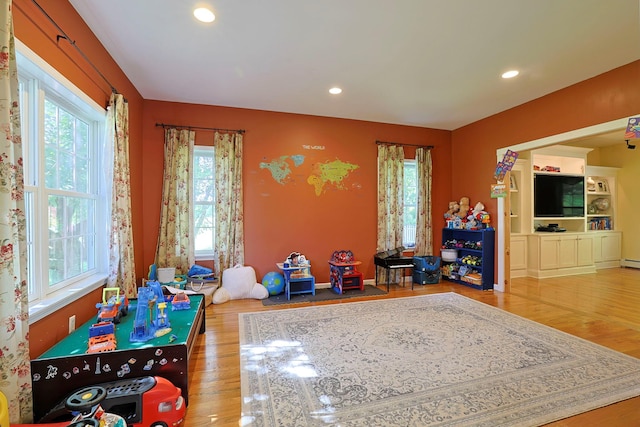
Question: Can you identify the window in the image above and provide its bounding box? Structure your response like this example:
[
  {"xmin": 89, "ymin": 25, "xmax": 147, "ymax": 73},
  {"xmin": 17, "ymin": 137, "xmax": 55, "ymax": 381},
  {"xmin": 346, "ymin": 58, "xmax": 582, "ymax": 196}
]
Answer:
[
  {"xmin": 403, "ymin": 160, "xmax": 417, "ymax": 248},
  {"xmin": 18, "ymin": 42, "xmax": 108, "ymax": 321},
  {"xmin": 193, "ymin": 146, "xmax": 215, "ymax": 258}
]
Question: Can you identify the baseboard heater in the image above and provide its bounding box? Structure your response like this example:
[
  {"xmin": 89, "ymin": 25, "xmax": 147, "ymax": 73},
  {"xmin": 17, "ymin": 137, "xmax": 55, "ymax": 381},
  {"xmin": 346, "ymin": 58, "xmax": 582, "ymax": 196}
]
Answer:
[{"xmin": 622, "ymin": 259, "xmax": 640, "ymax": 269}]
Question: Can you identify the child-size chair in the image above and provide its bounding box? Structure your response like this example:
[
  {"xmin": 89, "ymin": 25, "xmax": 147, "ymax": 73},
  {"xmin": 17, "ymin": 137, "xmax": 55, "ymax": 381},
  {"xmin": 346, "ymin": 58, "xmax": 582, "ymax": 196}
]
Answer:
[{"xmin": 328, "ymin": 250, "xmax": 364, "ymax": 294}]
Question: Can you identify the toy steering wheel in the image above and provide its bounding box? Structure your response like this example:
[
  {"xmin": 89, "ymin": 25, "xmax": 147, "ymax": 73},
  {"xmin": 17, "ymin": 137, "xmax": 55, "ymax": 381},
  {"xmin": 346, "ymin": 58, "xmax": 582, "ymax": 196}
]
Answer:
[
  {"xmin": 64, "ymin": 386, "xmax": 107, "ymax": 413},
  {"xmin": 67, "ymin": 420, "xmax": 100, "ymax": 427}
]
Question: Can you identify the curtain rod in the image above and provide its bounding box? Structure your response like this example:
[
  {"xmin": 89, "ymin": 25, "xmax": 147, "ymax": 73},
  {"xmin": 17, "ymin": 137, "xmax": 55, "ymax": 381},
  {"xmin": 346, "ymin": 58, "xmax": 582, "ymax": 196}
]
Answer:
[
  {"xmin": 376, "ymin": 140, "xmax": 434, "ymax": 149},
  {"xmin": 31, "ymin": 0, "xmax": 119, "ymax": 95},
  {"xmin": 155, "ymin": 123, "xmax": 246, "ymax": 134}
]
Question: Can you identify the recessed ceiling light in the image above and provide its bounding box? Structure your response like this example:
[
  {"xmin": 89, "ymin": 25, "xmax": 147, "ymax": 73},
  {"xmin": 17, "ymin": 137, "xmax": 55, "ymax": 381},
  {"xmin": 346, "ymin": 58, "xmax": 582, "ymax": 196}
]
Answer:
[
  {"xmin": 194, "ymin": 7, "xmax": 215, "ymax": 23},
  {"xmin": 501, "ymin": 70, "xmax": 519, "ymax": 79},
  {"xmin": 329, "ymin": 87, "xmax": 342, "ymax": 95}
]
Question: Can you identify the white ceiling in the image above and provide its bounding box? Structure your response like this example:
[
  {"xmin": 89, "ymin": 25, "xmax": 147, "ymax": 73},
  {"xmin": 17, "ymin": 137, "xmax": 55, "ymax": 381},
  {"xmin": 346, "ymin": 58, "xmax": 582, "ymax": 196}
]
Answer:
[{"xmin": 68, "ymin": 0, "xmax": 640, "ymax": 131}]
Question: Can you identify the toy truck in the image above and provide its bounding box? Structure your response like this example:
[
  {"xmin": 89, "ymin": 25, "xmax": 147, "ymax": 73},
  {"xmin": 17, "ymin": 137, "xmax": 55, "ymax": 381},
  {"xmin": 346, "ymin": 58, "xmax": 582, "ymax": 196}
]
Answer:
[
  {"xmin": 96, "ymin": 287, "xmax": 129, "ymax": 324},
  {"xmin": 87, "ymin": 321, "xmax": 117, "ymax": 353}
]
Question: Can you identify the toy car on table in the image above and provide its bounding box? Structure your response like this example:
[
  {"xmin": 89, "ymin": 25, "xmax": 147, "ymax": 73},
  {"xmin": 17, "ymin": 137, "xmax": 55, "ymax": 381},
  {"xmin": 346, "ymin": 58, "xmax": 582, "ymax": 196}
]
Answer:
[{"xmin": 96, "ymin": 287, "xmax": 129, "ymax": 324}]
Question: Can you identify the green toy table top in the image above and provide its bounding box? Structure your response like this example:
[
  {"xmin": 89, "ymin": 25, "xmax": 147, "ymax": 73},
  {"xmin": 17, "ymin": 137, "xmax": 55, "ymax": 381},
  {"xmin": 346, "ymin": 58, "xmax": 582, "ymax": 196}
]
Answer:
[{"xmin": 39, "ymin": 294, "xmax": 203, "ymax": 359}]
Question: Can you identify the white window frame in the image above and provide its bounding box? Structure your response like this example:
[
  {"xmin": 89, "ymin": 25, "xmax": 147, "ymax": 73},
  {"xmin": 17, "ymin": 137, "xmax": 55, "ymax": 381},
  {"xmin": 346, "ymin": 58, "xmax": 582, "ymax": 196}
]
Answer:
[
  {"xmin": 17, "ymin": 40, "xmax": 109, "ymax": 323},
  {"xmin": 192, "ymin": 145, "xmax": 215, "ymax": 260},
  {"xmin": 403, "ymin": 160, "xmax": 417, "ymax": 248}
]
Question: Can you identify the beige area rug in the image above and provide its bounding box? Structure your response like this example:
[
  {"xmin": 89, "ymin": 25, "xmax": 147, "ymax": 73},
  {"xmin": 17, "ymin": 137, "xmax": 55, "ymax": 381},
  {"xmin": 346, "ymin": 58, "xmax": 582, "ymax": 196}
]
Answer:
[{"xmin": 239, "ymin": 292, "xmax": 640, "ymax": 426}]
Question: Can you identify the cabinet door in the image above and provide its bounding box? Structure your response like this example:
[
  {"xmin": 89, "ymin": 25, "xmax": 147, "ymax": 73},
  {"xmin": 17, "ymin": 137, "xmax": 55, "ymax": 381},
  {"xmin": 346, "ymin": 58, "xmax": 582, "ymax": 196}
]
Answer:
[
  {"xmin": 601, "ymin": 232, "xmax": 622, "ymax": 261},
  {"xmin": 576, "ymin": 236, "xmax": 594, "ymax": 266},
  {"xmin": 510, "ymin": 236, "xmax": 527, "ymax": 270},
  {"xmin": 593, "ymin": 235, "xmax": 603, "ymax": 263},
  {"xmin": 539, "ymin": 237, "xmax": 560, "ymax": 270},
  {"xmin": 559, "ymin": 236, "xmax": 577, "ymax": 268}
]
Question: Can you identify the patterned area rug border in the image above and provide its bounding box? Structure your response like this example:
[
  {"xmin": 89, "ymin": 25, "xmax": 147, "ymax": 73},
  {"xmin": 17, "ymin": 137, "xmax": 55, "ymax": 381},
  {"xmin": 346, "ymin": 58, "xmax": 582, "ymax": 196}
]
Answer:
[{"xmin": 240, "ymin": 292, "xmax": 640, "ymax": 426}]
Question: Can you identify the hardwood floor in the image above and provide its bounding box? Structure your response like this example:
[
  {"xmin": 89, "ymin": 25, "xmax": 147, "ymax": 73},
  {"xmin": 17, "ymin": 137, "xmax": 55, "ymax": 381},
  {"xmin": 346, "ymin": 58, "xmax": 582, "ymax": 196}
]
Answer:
[{"xmin": 185, "ymin": 268, "xmax": 640, "ymax": 426}]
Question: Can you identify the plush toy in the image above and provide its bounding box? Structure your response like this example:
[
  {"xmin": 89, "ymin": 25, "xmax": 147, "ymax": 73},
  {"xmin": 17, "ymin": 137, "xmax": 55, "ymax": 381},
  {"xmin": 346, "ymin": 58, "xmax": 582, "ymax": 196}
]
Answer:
[
  {"xmin": 456, "ymin": 197, "xmax": 470, "ymax": 218},
  {"xmin": 444, "ymin": 201, "xmax": 460, "ymax": 219},
  {"xmin": 465, "ymin": 218, "xmax": 478, "ymax": 229},
  {"xmin": 471, "ymin": 202, "xmax": 485, "ymax": 219},
  {"xmin": 468, "ymin": 201, "xmax": 491, "ymax": 228},
  {"xmin": 212, "ymin": 264, "xmax": 269, "ymax": 304}
]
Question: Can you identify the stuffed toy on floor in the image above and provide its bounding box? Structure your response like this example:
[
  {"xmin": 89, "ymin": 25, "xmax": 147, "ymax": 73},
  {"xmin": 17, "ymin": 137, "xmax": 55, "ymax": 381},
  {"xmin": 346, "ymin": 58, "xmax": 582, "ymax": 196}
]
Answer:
[{"xmin": 212, "ymin": 264, "xmax": 268, "ymax": 304}]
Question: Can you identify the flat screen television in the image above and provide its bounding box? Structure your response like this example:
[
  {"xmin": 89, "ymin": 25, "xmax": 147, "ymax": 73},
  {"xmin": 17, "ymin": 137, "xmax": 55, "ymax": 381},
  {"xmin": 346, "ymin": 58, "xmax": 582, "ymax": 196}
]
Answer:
[{"xmin": 534, "ymin": 174, "xmax": 585, "ymax": 217}]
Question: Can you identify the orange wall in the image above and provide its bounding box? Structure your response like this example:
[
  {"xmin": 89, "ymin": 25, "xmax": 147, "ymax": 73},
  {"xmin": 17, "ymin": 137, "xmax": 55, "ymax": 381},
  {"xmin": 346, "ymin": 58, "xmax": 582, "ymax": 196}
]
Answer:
[
  {"xmin": 142, "ymin": 101, "xmax": 451, "ymax": 283},
  {"xmin": 15, "ymin": 0, "xmax": 640, "ymax": 357},
  {"xmin": 14, "ymin": 0, "xmax": 145, "ymax": 357},
  {"xmin": 451, "ymin": 60, "xmax": 640, "ymax": 242}
]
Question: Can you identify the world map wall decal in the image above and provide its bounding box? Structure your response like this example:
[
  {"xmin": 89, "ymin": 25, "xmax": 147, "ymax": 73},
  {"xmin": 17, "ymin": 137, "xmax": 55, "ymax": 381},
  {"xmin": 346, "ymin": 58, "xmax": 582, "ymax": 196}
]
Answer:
[{"xmin": 260, "ymin": 154, "xmax": 360, "ymax": 196}]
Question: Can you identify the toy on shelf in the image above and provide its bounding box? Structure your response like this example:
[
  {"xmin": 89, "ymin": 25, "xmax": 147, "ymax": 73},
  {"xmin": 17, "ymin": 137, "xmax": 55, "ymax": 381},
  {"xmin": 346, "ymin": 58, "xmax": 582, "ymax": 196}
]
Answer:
[
  {"xmin": 444, "ymin": 198, "xmax": 491, "ymax": 230},
  {"xmin": 457, "ymin": 196, "xmax": 471, "ymax": 219},
  {"xmin": 443, "ymin": 201, "xmax": 460, "ymax": 220},
  {"xmin": 96, "ymin": 287, "xmax": 129, "ymax": 324},
  {"xmin": 87, "ymin": 321, "xmax": 117, "ymax": 353}
]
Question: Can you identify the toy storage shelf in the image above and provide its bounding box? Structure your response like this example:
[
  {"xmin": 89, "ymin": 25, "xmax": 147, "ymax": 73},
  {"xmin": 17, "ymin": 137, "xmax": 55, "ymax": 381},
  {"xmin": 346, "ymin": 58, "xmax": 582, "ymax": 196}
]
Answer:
[{"xmin": 441, "ymin": 228, "xmax": 495, "ymax": 290}]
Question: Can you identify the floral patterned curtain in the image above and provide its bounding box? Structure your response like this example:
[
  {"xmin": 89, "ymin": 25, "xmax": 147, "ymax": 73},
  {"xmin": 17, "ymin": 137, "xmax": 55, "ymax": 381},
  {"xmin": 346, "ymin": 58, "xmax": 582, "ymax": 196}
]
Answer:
[
  {"xmin": 214, "ymin": 131, "xmax": 244, "ymax": 274},
  {"xmin": 106, "ymin": 93, "xmax": 137, "ymax": 297},
  {"xmin": 376, "ymin": 144, "xmax": 404, "ymax": 283},
  {"xmin": 155, "ymin": 128, "xmax": 195, "ymax": 275},
  {"xmin": 0, "ymin": 0, "xmax": 32, "ymax": 422},
  {"xmin": 414, "ymin": 147, "xmax": 433, "ymax": 256}
]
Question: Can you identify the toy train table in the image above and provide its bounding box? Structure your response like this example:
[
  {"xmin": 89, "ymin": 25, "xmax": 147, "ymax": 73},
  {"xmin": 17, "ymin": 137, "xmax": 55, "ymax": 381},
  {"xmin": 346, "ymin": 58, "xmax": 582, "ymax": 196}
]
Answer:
[{"xmin": 30, "ymin": 294, "xmax": 205, "ymax": 423}]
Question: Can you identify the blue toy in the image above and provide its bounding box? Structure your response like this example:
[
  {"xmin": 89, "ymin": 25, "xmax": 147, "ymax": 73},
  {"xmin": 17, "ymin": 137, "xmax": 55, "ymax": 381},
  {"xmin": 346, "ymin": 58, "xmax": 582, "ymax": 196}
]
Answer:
[
  {"xmin": 130, "ymin": 280, "xmax": 172, "ymax": 342},
  {"xmin": 262, "ymin": 271, "xmax": 285, "ymax": 296}
]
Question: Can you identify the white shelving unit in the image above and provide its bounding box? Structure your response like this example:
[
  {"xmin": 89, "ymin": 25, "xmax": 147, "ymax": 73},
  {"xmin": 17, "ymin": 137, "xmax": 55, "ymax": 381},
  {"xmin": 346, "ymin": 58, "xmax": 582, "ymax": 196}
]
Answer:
[
  {"xmin": 585, "ymin": 166, "xmax": 618, "ymax": 232},
  {"xmin": 515, "ymin": 146, "xmax": 622, "ymax": 277}
]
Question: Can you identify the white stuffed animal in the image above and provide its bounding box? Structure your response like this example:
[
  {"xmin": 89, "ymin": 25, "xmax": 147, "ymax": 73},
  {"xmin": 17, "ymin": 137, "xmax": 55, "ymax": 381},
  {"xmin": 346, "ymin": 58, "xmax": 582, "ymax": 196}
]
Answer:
[{"xmin": 212, "ymin": 264, "xmax": 268, "ymax": 304}]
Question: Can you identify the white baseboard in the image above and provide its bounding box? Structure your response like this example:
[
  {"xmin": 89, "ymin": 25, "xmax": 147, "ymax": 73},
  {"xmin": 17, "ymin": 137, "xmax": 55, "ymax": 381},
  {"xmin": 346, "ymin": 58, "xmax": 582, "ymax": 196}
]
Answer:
[{"xmin": 621, "ymin": 259, "xmax": 640, "ymax": 269}]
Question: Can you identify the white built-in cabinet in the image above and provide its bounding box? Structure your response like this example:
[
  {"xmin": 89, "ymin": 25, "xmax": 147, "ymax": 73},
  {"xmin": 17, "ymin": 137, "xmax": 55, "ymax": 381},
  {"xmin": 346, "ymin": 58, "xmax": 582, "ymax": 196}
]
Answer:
[
  {"xmin": 509, "ymin": 235, "xmax": 527, "ymax": 278},
  {"xmin": 527, "ymin": 234, "xmax": 595, "ymax": 278},
  {"xmin": 592, "ymin": 231, "xmax": 622, "ymax": 269},
  {"xmin": 509, "ymin": 146, "xmax": 621, "ymax": 278}
]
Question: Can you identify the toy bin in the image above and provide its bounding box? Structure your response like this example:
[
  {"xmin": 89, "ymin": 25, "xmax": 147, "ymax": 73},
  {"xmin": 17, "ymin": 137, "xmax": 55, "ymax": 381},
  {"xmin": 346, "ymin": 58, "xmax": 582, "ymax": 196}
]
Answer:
[
  {"xmin": 441, "ymin": 249, "xmax": 458, "ymax": 262},
  {"xmin": 412, "ymin": 256, "xmax": 441, "ymax": 285}
]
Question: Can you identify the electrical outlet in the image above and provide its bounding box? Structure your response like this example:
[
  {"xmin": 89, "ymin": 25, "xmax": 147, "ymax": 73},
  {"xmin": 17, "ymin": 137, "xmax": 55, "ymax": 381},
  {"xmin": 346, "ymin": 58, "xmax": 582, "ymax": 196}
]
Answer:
[{"xmin": 68, "ymin": 315, "xmax": 76, "ymax": 334}]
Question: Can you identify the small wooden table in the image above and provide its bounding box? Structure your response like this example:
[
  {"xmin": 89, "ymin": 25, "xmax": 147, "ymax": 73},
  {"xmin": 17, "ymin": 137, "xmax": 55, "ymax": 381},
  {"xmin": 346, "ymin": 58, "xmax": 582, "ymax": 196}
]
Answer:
[
  {"xmin": 277, "ymin": 262, "xmax": 316, "ymax": 300},
  {"xmin": 30, "ymin": 295, "xmax": 205, "ymax": 422}
]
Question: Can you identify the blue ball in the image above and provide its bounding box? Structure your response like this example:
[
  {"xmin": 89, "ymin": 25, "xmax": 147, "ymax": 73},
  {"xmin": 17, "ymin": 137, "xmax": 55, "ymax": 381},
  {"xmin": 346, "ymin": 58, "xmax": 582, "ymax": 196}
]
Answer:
[{"xmin": 262, "ymin": 271, "xmax": 285, "ymax": 295}]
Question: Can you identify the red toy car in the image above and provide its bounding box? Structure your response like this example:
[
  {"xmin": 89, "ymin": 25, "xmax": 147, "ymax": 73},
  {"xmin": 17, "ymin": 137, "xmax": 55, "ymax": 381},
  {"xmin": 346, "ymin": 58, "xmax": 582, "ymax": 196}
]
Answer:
[
  {"xmin": 38, "ymin": 376, "xmax": 185, "ymax": 427},
  {"xmin": 6, "ymin": 385, "xmax": 126, "ymax": 427}
]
